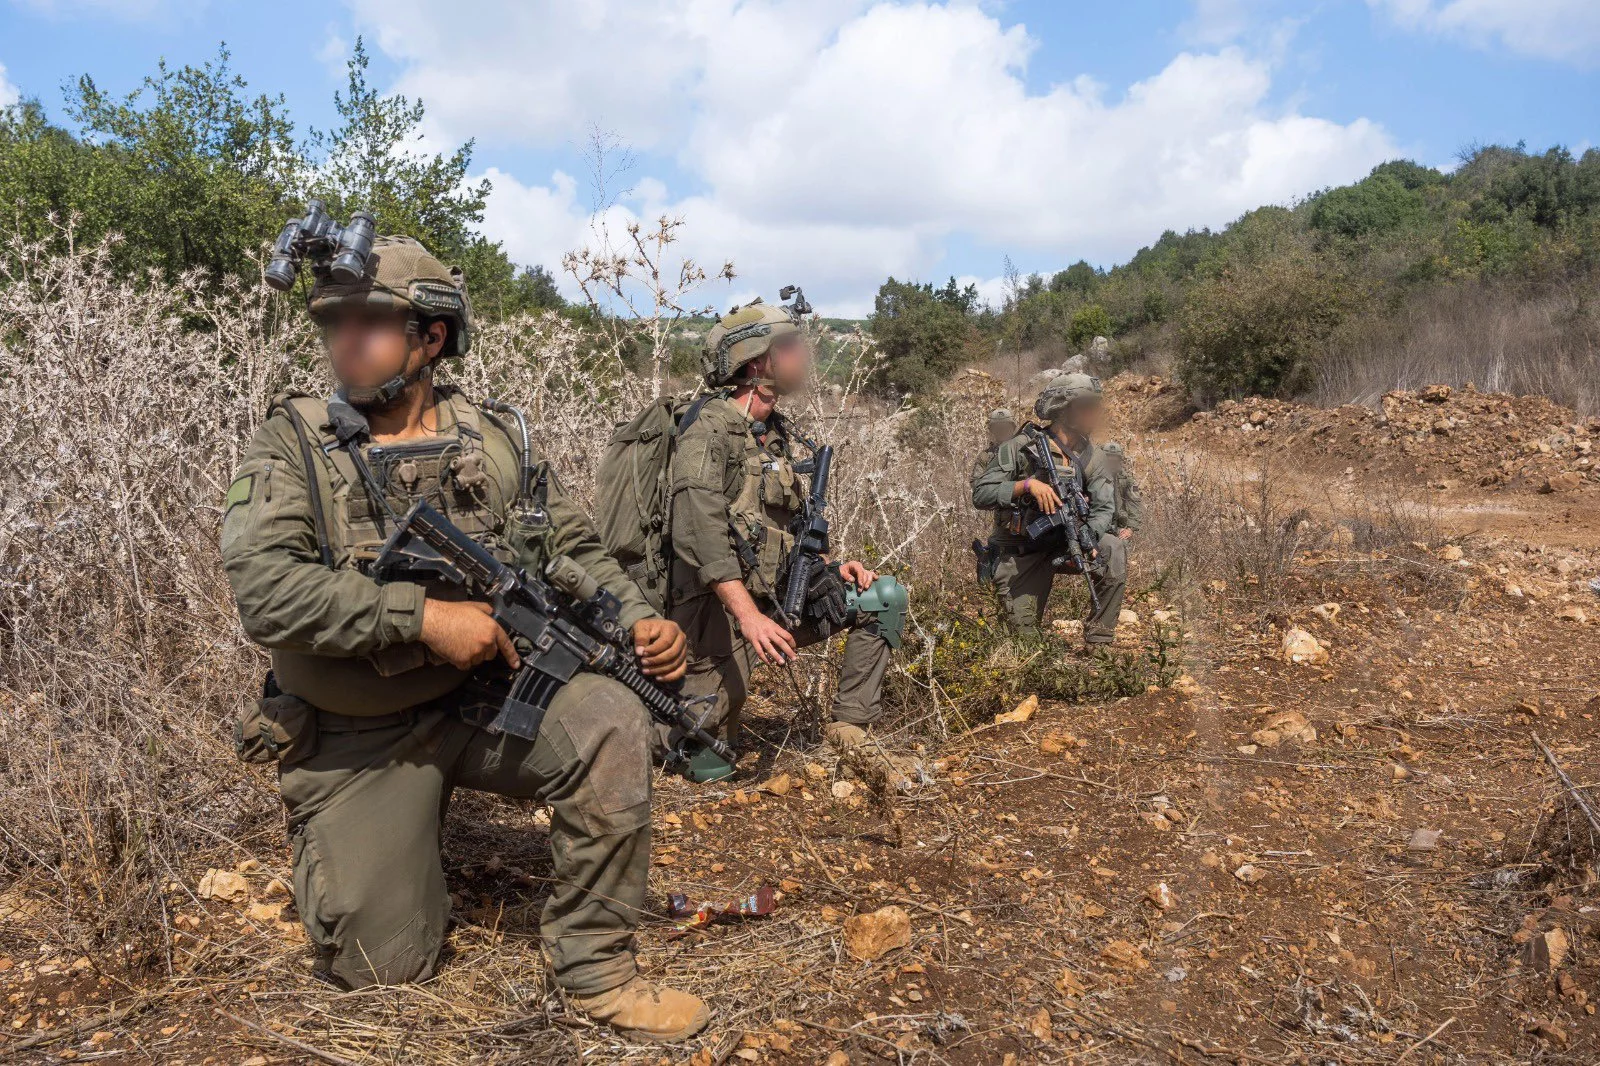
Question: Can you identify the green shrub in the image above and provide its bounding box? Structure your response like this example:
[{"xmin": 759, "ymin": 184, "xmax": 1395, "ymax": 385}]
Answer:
[
  {"xmin": 1068, "ymin": 303, "xmax": 1112, "ymax": 350},
  {"xmin": 1176, "ymin": 258, "xmax": 1362, "ymax": 402}
]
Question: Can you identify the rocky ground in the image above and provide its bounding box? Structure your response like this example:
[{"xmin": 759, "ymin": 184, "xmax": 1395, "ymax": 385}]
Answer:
[{"xmin": 4, "ymin": 377, "xmax": 1600, "ymax": 1064}]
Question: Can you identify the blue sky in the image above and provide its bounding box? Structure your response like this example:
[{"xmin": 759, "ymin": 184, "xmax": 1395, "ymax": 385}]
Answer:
[{"xmin": 1, "ymin": 0, "xmax": 1595, "ymax": 315}]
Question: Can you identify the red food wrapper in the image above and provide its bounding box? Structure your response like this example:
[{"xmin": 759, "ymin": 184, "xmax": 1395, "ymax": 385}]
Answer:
[{"xmin": 667, "ymin": 885, "xmax": 777, "ymax": 929}]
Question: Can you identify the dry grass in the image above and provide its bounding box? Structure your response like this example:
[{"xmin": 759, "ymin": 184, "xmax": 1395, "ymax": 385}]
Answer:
[{"xmin": 1315, "ymin": 280, "xmax": 1600, "ymax": 415}]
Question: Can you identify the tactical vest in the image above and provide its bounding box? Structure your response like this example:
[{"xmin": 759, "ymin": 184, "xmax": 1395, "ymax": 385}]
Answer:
[
  {"xmin": 990, "ymin": 431, "xmax": 1090, "ymax": 549},
  {"xmin": 268, "ymin": 387, "xmax": 532, "ymax": 716},
  {"xmin": 727, "ymin": 414, "xmax": 807, "ymax": 597}
]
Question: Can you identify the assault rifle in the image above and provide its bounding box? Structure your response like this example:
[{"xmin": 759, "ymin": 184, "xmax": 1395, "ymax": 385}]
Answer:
[
  {"xmin": 373, "ymin": 500, "xmax": 736, "ymax": 783},
  {"xmin": 778, "ymin": 437, "xmax": 834, "ymax": 627},
  {"xmin": 1023, "ymin": 425, "xmax": 1102, "ymax": 614}
]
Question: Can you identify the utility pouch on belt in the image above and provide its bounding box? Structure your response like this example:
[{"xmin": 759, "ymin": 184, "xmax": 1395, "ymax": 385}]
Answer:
[{"xmin": 235, "ymin": 674, "xmax": 319, "ymax": 766}]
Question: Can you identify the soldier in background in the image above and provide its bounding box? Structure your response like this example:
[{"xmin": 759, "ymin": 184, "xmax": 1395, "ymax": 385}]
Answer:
[
  {"xmin": 973, "ymin": 408, "xmax": 1017, "ymax": 477},
  {"xmin": 970, "ymin": 373, "xmax": 1127, "ymax": 645},
  {"xmin": 1099, "ymin": 441, "xmax": 1144, "ymax": 540},
  {"xmin": 221, "ymin": 232, "xmax": 707, "ymax": 1043}
]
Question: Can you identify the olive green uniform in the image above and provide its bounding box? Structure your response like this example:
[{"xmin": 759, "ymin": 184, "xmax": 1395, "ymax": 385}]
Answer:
[
  {"xmin": 970, "ymin": 429, "xmax": 1127, "ymax": 641},
  {"xmin": 222, "ymin": 387, "xmax": 657, "ymax": 994},
  {"xmin": 666, "ymin": 396, "xmax": 890, "ymax": 741}
]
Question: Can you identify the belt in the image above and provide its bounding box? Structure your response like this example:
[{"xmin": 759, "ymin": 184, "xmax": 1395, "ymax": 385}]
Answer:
[{"xmin": 315, "ymin": 708, "xmax": 419, "ymax": 734}]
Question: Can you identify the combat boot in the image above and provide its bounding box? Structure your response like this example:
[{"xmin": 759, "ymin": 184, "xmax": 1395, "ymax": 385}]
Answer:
[
  {"xmin": 824, "ymin": 721, "xmax": 868, "ymax": 749},
  {"xmin": 570, "ymin": 976, "xmax": 710, "ymax": 1043}
]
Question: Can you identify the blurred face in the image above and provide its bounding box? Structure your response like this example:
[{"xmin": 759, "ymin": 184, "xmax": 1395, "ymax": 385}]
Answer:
[
  {"xmin": 322, "ymin": 309, "xmax": 442, "ymax": 389},
  {"xmin": 765, "ymin": 333, "xmax": 813, "ymax": 395},
  {"xmin": 987, "ymin": 420, "xmax": 1016, "ymax": 445},
  {"xmin": 1056, "ymin": 397, "xmax": 1105, "ymax": 436}
]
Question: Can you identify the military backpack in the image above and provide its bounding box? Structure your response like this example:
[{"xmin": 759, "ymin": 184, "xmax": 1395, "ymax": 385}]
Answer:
[{"xmin": 593, "ymin": 391, "xmax": 719, "ymax": 612}]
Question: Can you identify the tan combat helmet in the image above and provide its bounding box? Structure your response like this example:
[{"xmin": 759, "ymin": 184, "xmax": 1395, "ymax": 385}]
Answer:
[
  {"xmin": 309, "ymin": 235, "xmax": 474, "ymax": 357},
  {"xmin": 987, "ymin": 407, "xmax": 1016, "ymax": 426},
  {"xmin": 1034, "ymin": 371, "xmax": 1102, "ymax": 421},
  {"xmin": 702, "ymin": 298, "xmax": 802, "ymax": 387}
]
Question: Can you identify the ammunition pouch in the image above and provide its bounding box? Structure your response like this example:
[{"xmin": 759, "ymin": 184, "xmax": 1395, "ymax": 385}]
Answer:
[{"xmin": 235, "ymin": 674, "xmax": 320, "ymax": 766}]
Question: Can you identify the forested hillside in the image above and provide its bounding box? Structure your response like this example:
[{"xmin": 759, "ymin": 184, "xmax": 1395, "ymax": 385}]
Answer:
[{"xmin": 869, "ymin": 148, "xmax": 1600, "ymax": 412}]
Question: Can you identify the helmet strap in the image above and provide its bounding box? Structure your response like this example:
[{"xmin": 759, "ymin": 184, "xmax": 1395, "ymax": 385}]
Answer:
[
  {"xmin": 343, "ymin": 315, "xmax": 437, "ymax": 410},
  {"xmin": 346, "ymin": 361, "xmax": 432, "ymax": 410}
]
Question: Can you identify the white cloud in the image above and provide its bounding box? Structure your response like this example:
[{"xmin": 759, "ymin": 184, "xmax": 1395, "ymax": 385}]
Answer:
[
  {"xmin": 0, "ymin": 63, "xmax": 19, "ymax": 109},
  {"xmin": 1369, "ymin": 0, "xmax": 1600, "ymax": 64},
  {"xmin": 349, "ymin": 1, "xmax": 1396, "ymax": 314}
]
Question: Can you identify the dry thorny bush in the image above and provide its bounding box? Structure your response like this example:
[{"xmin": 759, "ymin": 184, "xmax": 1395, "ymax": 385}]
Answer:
[{"xmin": 0, "ymin": 229, "xmax": 1450, "ymax": 1010}]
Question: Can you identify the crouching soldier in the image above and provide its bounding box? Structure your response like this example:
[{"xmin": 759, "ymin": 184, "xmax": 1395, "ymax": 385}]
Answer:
[
  {"xmin": 1099, "ymin": 441, "xmax": 1144, "ymax": 541},
  {"xmin": 971, "ymin": 373, "xmax": 1127, "ymax": 646},
  {"xmin": 665, "ymin": 295, "xmax": 901, "ymax": 753},
  {"xmin": 221, "ymin": 223, "xmax": 708, "ymax": 1042}
]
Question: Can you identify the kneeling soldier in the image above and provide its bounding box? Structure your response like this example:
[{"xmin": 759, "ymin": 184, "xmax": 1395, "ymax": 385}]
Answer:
[
  {"xmin": 971, "ymin": 373, "xmax": 1127, "ymax": 645},
  {"xmin": 222, "ymin": 222, "xmax": 707, "ymax": 1042},
  {"xmin": 667, "ymin": 296, "xmax": 897, "ymax": 752}
]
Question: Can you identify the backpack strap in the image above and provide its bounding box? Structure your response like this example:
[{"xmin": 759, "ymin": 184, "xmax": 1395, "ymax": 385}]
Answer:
[{"xmin": 268, "ymin": 393, "xmax": 336, "ymax": 569}]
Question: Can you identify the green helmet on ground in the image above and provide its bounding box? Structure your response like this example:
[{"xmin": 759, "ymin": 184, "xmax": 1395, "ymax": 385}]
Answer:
[
  {"xmin": 702, "ymin": 298, "xmax": 801, "ymax": 386},
  {"xmin": 309, "ymin": 235, "xmax": 474, "ymax": 357},
  {"xmin": 1034, "ymin": 372, "xmax": 1102, "ymax": 421}
]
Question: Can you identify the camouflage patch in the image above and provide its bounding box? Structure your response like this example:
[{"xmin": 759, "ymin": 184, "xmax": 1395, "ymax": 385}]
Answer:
[{"xmin": 225, "ymin": 474, "xmax": 255, "ymax": 512}]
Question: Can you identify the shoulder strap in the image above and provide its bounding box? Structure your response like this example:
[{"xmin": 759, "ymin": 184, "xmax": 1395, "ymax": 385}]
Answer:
[
  {"xmin": 268, "ymin": 394, "xmax": 335, "ymax": 569},
  {"xmin": 675, "ymin": 391, "xmax": 718, "ymax": 439}
]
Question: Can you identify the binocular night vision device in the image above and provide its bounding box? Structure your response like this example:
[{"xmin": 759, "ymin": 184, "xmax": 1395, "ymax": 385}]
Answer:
[{"xmin": 264, "ymin": 200, "xmax": 376, "ymax": 292}]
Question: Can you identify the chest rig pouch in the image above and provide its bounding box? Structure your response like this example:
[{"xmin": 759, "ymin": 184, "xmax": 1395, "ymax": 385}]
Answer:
[{"xmin": 727, "ymin": 415, "xmax": 806, "ymax": 592}]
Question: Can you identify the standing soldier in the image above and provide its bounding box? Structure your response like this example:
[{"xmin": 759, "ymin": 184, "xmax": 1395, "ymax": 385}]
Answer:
[
  {"xmin": 973, "ymin": 408, "xmax": 1018, "ymax": 477},
  {"xmin": 666, "ymin": 297, "xmax": 896, "ymax": 753},
  {"xmin": 1099, "ymin": 441, "xmax": 1144, "ymax": 540},
  {"xmin": 221, "ymin": 226, "xmax": 708, "ymax": 1043},
  {"xmin": 971, "ymin": 373, "xmax": 1127, "ymax": 645}
]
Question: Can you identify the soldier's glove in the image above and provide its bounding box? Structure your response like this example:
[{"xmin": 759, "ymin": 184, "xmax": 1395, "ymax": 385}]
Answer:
[{"xmin": 805, "ymin": 563, "xmax": 851, "ymax": 638}]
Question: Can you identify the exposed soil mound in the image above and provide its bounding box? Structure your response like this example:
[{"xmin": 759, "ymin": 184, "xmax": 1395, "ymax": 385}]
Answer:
[{"xmin": 1185, "ymin": 384, "xmax": 1599, "ymax": 494}]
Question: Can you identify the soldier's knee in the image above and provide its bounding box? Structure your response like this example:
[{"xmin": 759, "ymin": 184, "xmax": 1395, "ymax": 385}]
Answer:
[
  {"xmin": 325, "ymin": 909, "xmax": 444, "ymax": 989},
  {"xmin": 294, "ymin": 827, "xmax": 446, "ymax": 990},
  {"xmin": 1097, "ymin": 536, "xmax": 1128, "ymax": 580},
  {"xmin": 545, "ymin": 676, "xmax": 652, "ymax": 835}
]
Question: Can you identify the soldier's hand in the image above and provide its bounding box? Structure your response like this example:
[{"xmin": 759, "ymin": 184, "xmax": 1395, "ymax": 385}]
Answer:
[
  {"xmin": 1025, "ymin": 478, "xmax": 1062, "ymax": 514},
  {"xmin": 738, "ymin": 611, "xmax": 799, "ymax": 666},
  {"xmin": 633, "ymin": 618, "xmax": 688, "ymax": 682},
  {"xmin": 838, "ymin": 560, "xmax": 877, "ymax": 591},
  {"xmin": 1117, "ymin": 528, "xmax": 1133, "ymax": 540},
  {"xmin": 420, "ymin": 599, "xmax": 520, "ymax": 672}
]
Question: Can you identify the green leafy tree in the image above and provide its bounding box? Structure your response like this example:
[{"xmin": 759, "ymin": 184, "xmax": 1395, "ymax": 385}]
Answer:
[
  {"xmin": 869, "ymin": 277, "xmax": 977, "ymax": 395},
  {"xmin": 8, "ymin": 47, "xmax": 301, "ymax": 280},
  {"xmin": 1050, "ymin": 260, "xmax": 1098, "ymax": 297}
]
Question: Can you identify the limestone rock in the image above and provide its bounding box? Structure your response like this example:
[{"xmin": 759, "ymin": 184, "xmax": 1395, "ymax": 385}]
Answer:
[
  {"xmin": 995, "ymin": 695, "xmax": 1038, "ymax": 725},
  {"xmin": 1281, "ymin": 627, "xmax": 1330, "ymax": 666},
  {"xmin": 197, "ymin": 869, "xmax": 249, "ymax": 903},
  {"xmin": 843, "ymin": 905, "xmax": 912, "ymax": 961},
  {"xmin": 1251, "ymin": 709, "xmax": 1317, "ymax": 748}
]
